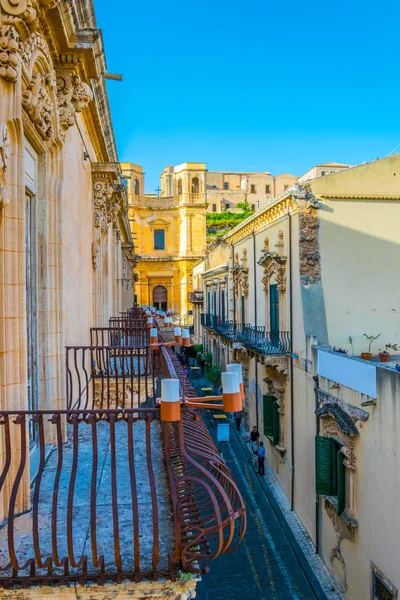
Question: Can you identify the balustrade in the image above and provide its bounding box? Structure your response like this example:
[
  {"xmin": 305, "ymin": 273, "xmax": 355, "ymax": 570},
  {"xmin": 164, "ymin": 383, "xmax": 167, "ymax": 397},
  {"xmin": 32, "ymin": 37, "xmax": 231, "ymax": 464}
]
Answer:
[{"xmin": 201, "ymin": 313, "xmax": 290, "ymax": 355}]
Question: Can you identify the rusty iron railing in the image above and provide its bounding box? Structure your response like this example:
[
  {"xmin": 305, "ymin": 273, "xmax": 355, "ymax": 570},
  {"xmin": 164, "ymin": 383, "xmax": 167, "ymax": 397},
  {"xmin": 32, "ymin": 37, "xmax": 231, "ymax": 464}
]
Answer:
[
  {"xmin": 0, "ymin": 408, "xmax": 171, "ymax": 587},
  {"xmin": 90, "ymin": 327, "xmax": 149, "ymax": 347},
  {"xmin": 160, "ymin": 346, "xmax": 246, "ymax": 573},
  {"xmin": 0, "ymin": 307, "xmax": 246, "ymax": 588},
  {"xmin": 109, "ymin": 317, "xmax": 147, "ymax": 329},
  {"xmin": 66, "ymin": 346, "xmax": 155, "ymax": 410}
]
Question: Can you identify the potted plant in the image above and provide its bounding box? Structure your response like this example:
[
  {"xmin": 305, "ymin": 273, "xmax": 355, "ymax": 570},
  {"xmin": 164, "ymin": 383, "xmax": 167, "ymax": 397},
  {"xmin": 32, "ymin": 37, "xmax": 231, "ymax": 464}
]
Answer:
[
  {"xmin": 379, "ymin": 343, "xmax": 400, "ymax": 362},
  {"xmin": 361, "ymin": 333, "xmax": 381, "ymax": 360}
]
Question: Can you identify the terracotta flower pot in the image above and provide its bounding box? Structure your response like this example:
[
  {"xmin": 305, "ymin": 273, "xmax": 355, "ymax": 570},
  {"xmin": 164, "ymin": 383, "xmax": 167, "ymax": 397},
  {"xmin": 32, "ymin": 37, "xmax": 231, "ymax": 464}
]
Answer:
[
  {"xmin": 379, "ymin": 352, "xmax": 390, "ymax": 363},
  {"xmin": 361, "ymin": 352, "xmax": 373, "ymax": 360}
]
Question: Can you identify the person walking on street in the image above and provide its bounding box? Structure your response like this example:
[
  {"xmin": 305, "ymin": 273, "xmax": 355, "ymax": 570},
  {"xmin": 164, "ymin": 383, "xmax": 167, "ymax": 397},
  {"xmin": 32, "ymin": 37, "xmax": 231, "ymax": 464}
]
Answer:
[
  {"xmin": 257, "ymin": 442, "xmax": 265, "ymax": 475},
  {"xmin": 234, "ymin": 411, "xmax": 242, "ymax": 432},
  {"xmin": 200, "ymin": 356, "xmax": 206, "ymax": 376},
  {"xmin": 250, "ymin": 426, "xmax": 260, "ymax": 456}
]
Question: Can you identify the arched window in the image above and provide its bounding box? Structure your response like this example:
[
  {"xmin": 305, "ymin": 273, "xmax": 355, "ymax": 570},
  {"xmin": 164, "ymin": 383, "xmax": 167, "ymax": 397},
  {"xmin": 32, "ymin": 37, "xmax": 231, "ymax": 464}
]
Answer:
[
  {"xmin": 134, "ymin": 179, "xmax": 140, "ymax": 195},
  {"xmin": 191, "ymin": 177, "xmax": 199, "ymax": 194},
  {"xmin": 177, "ymin": 178, "xmax": 182, "ymax": 195}
]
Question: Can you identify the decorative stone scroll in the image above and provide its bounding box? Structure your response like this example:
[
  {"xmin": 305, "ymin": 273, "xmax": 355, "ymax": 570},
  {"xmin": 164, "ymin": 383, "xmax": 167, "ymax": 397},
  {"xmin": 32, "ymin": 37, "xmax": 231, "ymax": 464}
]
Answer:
[
  {"xmin": 0, "ymin": 122, "xmax": 10, "ymax": 207},
  {"xmin": 56, "ymin": 70, "xmax": 93, "ymax": 131},
  {"xmin": 258, "ymin": 231, "xmax": 287, "ymax": 296},
  {"xmin": 93, "ymin": 180, "xmax": 115, "ymax": 231}
]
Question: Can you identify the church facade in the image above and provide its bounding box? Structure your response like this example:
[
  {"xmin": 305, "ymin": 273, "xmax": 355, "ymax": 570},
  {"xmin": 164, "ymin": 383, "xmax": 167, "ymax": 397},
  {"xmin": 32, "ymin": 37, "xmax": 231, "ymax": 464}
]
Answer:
[{"xmin": 122, "ymin": 162, "xmax": 207, "ymax": 321}]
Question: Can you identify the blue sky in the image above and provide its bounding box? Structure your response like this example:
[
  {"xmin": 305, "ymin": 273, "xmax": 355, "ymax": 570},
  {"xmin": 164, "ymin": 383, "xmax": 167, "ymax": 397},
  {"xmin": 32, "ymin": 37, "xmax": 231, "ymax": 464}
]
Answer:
[{"xmin": 94, "ymin": 0, "xmax": 399, "ymax": 193}]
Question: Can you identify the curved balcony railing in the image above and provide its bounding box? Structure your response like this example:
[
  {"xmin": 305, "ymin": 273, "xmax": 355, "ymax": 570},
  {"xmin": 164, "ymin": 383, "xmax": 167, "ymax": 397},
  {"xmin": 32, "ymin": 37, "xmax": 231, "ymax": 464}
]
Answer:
[
  {"xmin": 160, "ymin": 346, "xmax": 246, "ymax": 573},
  {"xmin": 201, "ymin": 314, "xmax": 290, "ymax": 355},
  {"xmin": 0, "ymin": 307, "xmax": 245, "ymax": 589}
]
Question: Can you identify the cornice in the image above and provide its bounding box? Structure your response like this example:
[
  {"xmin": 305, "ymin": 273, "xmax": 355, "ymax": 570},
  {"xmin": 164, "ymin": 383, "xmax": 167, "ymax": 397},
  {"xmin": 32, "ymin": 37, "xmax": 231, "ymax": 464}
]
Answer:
[
  {"xmin": 224, "ymin": 196, "xmax": 296, "ymax": 245},
  {"xmin": 317, "ymin": 194, "xmax": 400, "ymax": 201}
]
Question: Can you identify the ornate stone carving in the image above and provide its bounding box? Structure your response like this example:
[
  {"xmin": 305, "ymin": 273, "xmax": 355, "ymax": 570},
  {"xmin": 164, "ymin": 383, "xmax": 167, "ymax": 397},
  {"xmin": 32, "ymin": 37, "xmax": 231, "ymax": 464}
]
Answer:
[
  {"xmin": 39, "ymin": 0, "xmax": 60, "ymax": 7},
  {"xmin": 263, "ymin": 377, "xmax": 285, "ymax": 414},
  {"xmin": 262, "ymin": 356, "xmax": 289, "ymax": 376},
  {"xmin": 319, "ymin": 416, "xmax": 356, "ymax": 471},
  {"xmin": 0, "ymin": 122, "xmax": 10, "ymax": 207},
  {"xmin": 231, "ymin": 251, "xmax": 249, "ymax": 297},
  {"xmin": 22, "ymin": 70, "xmax": 55, "ymax": 140},
  {"xmin": 56, "ymin": 70, "xmax": 93, "ymax": 131},
  {"xmin": 258, "ymin": 234, "xmax": 287, "ymax": 295},
  {"xmin": 93, "ymin": 180, "xmax": 114, "ymax": 231},
  {"xmin": 0, "ymin": 0, "xmax": 37, "ymax": 45},
  {"xmin": 0, "ymin": 25, "xmax": 19, "ymax": 82}
]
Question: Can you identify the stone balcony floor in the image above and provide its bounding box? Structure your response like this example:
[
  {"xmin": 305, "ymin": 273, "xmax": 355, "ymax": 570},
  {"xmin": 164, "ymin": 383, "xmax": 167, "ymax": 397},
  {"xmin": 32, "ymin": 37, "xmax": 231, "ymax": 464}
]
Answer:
[{"xmin": 0, "ymin": 418, "xmax": 174, "ymax": 578}]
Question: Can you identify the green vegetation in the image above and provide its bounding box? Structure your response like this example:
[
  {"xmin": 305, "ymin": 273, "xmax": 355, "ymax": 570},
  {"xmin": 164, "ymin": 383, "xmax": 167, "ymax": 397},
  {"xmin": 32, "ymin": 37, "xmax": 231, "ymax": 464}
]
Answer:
[
  {"xmin": 206, "ymin": 365, "xmax": 221, "ymax": 387},
  {"xmin": 206, "ymin": 203, "xmax": 254, "ymax": 237}
]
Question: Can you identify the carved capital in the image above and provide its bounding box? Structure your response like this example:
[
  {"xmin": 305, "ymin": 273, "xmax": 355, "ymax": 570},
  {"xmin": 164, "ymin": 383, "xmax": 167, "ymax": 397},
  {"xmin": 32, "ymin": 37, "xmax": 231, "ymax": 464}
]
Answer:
[
  {"xmin": 0, "ymin": 122, "xmax": 10, "ymax": 207},
  {"xmin": 56, "ymin": 70, "xmax": 93, "ymax": 131}
]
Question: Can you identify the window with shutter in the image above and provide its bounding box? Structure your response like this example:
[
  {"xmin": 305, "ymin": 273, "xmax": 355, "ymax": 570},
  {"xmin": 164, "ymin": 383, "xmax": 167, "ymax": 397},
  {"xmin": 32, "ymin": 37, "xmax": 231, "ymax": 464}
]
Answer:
[
  {"xmin": 272, "ymin": 401, "xmax": 280, "ymax": 445},
  {"xmin": 315, "ymin": 436, "xmax": 336, "ymax": 496},
  {"xmin": 263, "ymin": 395, "xmax": 279, "ymax": 444},
  {"xmin": 336, "ymin": 443, "xmax": 345, "ymax": 515},
  {"xmin": 263, "ymin": 395, "xmax": 274, "ymax": 437},
  {"xmin": 269, "ymin": 284, "xmax": 279, "ymax": 335},
  {"xmin": 241, "ymin": 295, "xmax": 245, "ymax": 324},
  {"xmin": 221, "ymin": 290, "xmax": 225, "ymax": 320}
]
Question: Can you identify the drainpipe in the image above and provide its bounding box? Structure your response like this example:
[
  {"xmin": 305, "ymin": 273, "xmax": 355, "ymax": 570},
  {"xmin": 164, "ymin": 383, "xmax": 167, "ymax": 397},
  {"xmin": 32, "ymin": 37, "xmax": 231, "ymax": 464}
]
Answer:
[
  {"xmin": 231, "ymin": 242, "xmax": 236, "ymax": 331},
  {"xmin": 253, "ymin": 229, "xmax": 259, "ymax": 431},
  {"xmin": 314, "ymin": 374, "xmax": 320, "ymax": 554},
  {"xmin": 288, "ymin": 207, "xmax": 295, "ymax": 511}
]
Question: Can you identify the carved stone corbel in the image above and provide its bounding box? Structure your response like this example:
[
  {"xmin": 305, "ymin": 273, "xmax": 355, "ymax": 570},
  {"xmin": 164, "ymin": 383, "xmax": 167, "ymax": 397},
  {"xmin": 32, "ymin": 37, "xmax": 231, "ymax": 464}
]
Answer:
[
  {"xmin": 0, "ymin": 122, "xmax": 10, "ymax": 207},
  {"xmin": 263, "ymin": 356, "xmax": 289, "ymax": 377},
  {"xmin": 93, "ymin": 180, "xmax": 115, "ymax": 231},
  {"xmin": 56, "ymin": 70, "xmax": 93, "ymax": 131}
]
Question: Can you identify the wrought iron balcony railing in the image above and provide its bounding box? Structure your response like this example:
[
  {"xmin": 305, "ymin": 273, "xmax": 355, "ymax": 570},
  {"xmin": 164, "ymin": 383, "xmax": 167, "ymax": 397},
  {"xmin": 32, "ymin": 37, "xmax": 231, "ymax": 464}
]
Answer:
[
  {"xmin": 0, "ymin": 308, "xmax": 245, "ymax": 589},
  {"xmin": 90, "ymin": 326, "xmax": 150, "ymax": 347},
  {"xmin": 200, "ymin": 314, "xmax": 290, "ymax": 355},
  {"xmin": 66, "ymin": 345, "xmax": 154, "ymax": 410},
  {"xmin": 187, "ymin": 291, "xmax": 204, "ymax": 304}
]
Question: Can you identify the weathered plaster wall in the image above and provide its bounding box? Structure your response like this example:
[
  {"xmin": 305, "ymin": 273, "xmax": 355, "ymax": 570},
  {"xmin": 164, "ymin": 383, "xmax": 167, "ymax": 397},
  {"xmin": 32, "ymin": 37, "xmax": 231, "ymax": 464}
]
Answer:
[{"xmin": 314, "ymin": 364, "xmax": 400, "ymax": 599}]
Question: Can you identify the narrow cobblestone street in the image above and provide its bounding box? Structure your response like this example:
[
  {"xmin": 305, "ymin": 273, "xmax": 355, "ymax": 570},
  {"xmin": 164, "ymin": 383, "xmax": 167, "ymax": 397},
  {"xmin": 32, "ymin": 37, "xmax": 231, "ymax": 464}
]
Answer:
[{"xmin": 187, "ymin": 375, "xmax": 335, "ymax": 600}]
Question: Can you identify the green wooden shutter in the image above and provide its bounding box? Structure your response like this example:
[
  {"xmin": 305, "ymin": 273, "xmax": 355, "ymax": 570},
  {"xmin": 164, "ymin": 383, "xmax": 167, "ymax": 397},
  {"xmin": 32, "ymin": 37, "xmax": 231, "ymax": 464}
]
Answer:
[
  {"xmin": 269, "ymin": 284, "xmax": 279, "ymax": 334},
  {"xmin": 263, "ymin": 395, "xmax": 274, "ymax": 437},
  {"xmin": 213, "ymin": 291, "xmax": 217, "ymax": 316},
  {"xmin": 315, "ymin": 436, "xmax": 335, "ymax": 496},
  {"xmin": 272, "ymin": 401, "xmax": 280, "ymax": 445},
  {"xmin": 241, "ymin": 295, "xmax": 245, "ymax": 324},
  {"xmin": 208, "ymin": 292, "xmax": 211, "ymax": 315},
  {"xmin": 336, "ymin": 445, "xmax": 346, "ymax": 515},
  {"xmin": 221, "ymin": 290, "xmax": 225, "ymax": 320}
]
